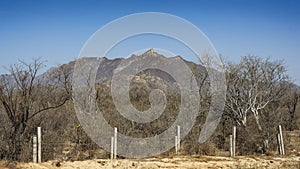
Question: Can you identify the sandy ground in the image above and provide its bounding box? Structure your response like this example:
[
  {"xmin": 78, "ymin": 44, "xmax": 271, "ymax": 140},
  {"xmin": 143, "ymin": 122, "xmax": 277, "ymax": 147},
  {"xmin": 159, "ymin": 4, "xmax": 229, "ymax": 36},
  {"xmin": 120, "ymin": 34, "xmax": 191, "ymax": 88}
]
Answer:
[{"xmin": 2, "ymin": 156, "xmax": 300, "ymax": 169}]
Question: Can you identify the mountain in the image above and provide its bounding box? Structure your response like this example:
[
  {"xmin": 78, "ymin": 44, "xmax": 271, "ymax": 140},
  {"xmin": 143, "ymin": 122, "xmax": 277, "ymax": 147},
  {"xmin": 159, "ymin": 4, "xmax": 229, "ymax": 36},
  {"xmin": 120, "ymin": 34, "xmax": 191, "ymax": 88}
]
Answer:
[{"xmin": 40, "ymin": 49, "xmax": 208, "ymax": 90}]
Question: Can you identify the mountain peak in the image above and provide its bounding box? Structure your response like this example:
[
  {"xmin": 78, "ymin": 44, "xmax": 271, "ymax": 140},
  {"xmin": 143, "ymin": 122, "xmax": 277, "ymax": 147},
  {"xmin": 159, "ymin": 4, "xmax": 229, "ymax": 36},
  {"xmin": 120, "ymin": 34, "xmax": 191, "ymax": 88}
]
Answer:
[{"xmin": 144, "ymin": 48, "xmax": 158, "ymax": 56}]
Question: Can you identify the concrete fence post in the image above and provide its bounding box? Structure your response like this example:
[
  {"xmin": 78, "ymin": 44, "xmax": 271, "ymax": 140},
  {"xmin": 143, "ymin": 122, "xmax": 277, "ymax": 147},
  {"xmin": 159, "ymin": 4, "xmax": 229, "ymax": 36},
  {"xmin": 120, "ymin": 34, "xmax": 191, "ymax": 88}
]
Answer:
[
  {"xmin": 37, "ymin": 127, "xmax": 42, "ymax": 163},
  {"xmin": 278, "ymin": 125, "xmax": 285, "ymax": 155},
  {"xmin": 277, "ymin": 133, "xmax": 282, "ymax": 155},
  {"xmin": 229, "ymin": 134, "xmax": 233, "ymax": 157},
  {"xmin": 33, "ymin": 136, "xmax": 37, "ymax": 163},
  {"xmin": 175, "ymin": 136, "xmax": 178, "ymax": 154},
  {"xmin": 111, "ymin": 137, "xmax": 114, "ymax": 159},
  {"xmin": 232, "ymin": 126, "xmax": 236, "ymax": 157},
  {"xmin": 114, "ymin": 127, "xmax": 117, "ymax": 159}
]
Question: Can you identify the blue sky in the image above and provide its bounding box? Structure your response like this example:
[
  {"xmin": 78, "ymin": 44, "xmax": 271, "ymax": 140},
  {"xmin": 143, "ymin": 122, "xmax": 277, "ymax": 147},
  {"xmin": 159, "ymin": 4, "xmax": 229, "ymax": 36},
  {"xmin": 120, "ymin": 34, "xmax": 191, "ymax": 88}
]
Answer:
[{"xmin": 0, "ymin": 0, "xmax": 299, "ymax": 84}]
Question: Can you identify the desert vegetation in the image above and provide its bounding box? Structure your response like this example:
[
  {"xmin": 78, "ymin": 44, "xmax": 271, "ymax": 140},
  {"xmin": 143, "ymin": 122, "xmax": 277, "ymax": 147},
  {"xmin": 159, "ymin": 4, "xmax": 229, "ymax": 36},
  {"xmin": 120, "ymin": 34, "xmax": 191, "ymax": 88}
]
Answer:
[{"xmin": 0, "ymin": 53, "xmax": 299, "ymax": 163}]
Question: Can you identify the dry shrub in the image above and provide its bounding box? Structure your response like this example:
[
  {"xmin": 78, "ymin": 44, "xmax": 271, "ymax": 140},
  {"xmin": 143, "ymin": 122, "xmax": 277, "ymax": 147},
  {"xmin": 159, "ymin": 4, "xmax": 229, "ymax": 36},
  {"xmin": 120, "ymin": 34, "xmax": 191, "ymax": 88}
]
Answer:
[
  {"xmin": 199, "ymin": 141, "xmax": 217, "ymax": 156},
  {"xmin": 265, "ymin": 150, "xmax": 278, "ymax": 156}
]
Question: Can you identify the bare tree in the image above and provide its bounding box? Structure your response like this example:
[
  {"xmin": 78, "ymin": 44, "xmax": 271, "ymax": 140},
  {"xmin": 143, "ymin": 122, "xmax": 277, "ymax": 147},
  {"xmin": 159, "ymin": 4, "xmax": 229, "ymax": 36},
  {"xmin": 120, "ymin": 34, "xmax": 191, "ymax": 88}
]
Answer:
[
  {"xmin": 225, "ymin": 56, "xmax": 289, "ymax": 150},
  {"xmin": 284, "ymin": 84, "xmax": 299, "ymax": 131},
  {"xmin": 0, "ymin": 59, "xmax": 71, "ymax": 160}
]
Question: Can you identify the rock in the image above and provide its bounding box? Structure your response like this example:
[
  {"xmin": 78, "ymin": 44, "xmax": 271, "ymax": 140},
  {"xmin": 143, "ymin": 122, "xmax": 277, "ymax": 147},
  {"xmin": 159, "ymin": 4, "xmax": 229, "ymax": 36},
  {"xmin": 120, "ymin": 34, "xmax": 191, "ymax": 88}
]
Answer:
[{"xmin": 52, "ymin": 160, "xmax": 61, "ymax": 167}]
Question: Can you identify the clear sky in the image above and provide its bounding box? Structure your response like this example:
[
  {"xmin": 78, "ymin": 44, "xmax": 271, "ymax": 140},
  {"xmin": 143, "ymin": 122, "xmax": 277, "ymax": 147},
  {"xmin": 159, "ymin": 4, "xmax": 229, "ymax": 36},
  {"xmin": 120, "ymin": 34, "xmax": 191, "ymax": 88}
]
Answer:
[{"xmin": 0, "ymin": 0, "xmax": 299, "ymax": 84}]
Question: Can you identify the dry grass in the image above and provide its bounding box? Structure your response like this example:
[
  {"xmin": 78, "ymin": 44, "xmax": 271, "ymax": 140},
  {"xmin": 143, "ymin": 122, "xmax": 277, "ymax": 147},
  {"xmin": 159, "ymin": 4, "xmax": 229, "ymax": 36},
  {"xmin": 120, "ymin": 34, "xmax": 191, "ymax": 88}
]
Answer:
[{"xmin": 12, "ymin": 155, "xmax": 300, "ymax": 169}]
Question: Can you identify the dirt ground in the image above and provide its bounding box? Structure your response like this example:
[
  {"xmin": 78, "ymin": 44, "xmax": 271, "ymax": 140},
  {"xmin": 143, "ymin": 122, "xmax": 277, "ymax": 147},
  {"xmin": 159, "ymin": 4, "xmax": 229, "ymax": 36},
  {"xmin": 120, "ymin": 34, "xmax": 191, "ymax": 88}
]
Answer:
[{"xmin": 0, "ymin": 155, "xmax": 295, "ymax": 169}]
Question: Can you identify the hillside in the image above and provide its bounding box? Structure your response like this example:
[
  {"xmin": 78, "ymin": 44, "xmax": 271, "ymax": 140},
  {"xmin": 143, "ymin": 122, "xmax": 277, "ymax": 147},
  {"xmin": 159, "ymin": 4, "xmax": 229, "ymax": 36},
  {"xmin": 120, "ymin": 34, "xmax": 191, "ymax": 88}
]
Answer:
[{"xmin": 0, "ymin": 49, "xmax": 299, "ymax": 162}]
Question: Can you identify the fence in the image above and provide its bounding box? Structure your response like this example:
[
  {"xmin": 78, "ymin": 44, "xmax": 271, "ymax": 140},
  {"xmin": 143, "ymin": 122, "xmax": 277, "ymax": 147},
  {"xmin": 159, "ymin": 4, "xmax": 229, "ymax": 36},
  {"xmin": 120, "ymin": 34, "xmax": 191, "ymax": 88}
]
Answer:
[
  {"xmin": 25, "ymin": 124, "xmax": 291, "ymax": 162},
  {"xmin": 29, "ymin": 126, "xmax": 183, "ymax": 162},
  {"xmin": 11, "ymin": 126, "xmax": 104, "ymax": 162}
]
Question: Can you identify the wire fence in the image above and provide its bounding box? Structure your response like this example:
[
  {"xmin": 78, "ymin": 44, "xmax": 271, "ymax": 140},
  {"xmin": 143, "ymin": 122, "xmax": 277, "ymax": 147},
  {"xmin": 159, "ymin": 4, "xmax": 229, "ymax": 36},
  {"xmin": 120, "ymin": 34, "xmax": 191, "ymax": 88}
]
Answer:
[
  {"xmin": 5, "ymin": 127, "xmax": 300, "ymax": 162},
  {"xmin": 17, "ymin": 137, "xmax": 107, "ymax": 162}
]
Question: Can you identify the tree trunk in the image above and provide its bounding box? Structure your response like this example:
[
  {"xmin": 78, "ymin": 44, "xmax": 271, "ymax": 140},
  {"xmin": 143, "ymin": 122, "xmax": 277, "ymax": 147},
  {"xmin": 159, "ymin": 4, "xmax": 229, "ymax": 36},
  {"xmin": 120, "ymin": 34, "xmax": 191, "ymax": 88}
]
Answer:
[
  {"xmin": 9, "ymin": 131, "xmax": 21, "ymax": 160},
  {"xmin": 8, "ymin": 122, "xmax": 26, "ymax": 161}
]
